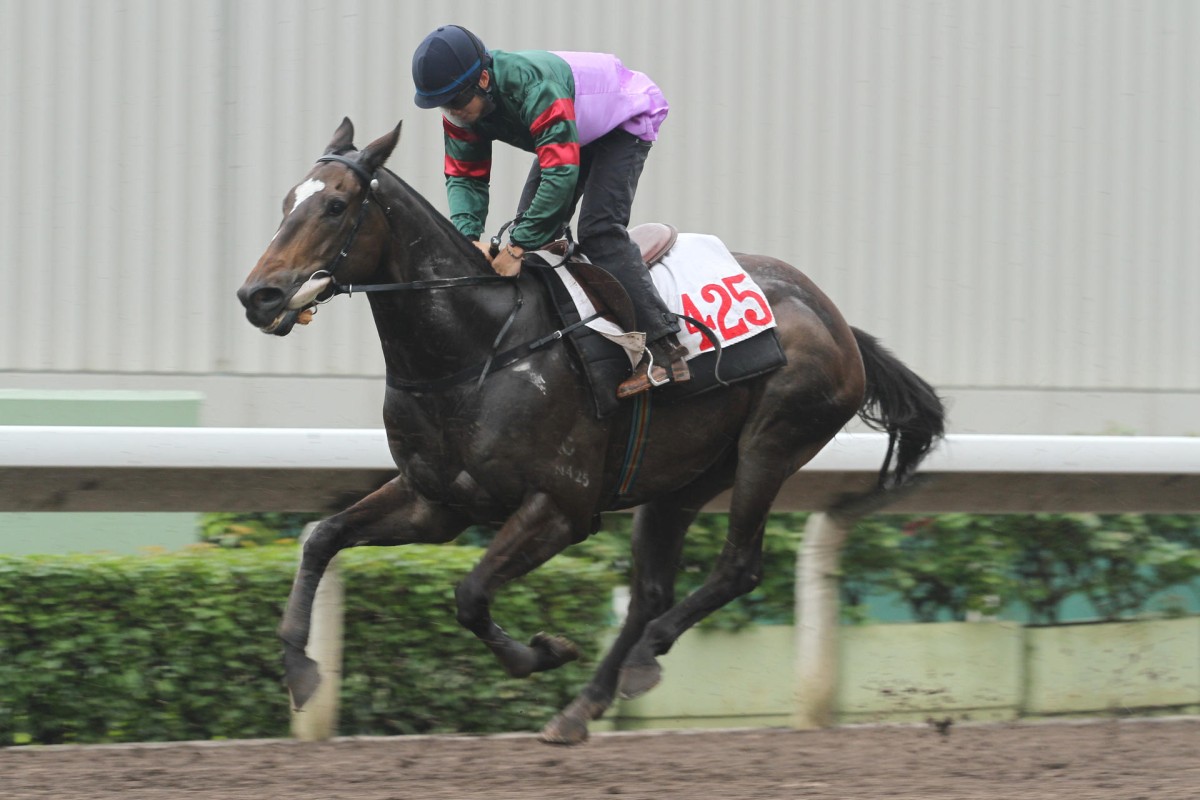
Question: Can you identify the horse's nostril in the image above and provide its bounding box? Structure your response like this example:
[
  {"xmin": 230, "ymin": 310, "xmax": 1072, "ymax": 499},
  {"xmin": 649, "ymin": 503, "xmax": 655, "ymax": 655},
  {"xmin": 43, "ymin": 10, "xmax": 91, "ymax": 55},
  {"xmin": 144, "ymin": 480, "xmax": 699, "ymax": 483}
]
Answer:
[
  {"xmin": 254, "ymin": 288, "xmax": 285, "ymax": 309},
  {"xmin": 241, "ymin": 286, "xmax": 285, "ymax": 311}
]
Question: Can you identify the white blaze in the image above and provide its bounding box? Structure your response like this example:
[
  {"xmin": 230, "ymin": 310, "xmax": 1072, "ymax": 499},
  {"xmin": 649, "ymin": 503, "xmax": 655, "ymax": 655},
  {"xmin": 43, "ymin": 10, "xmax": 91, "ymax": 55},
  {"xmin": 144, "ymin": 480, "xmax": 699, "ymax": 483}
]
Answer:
[{"xmin": 290, "ymin": 179, "xmax": 325, "ymax": 215}]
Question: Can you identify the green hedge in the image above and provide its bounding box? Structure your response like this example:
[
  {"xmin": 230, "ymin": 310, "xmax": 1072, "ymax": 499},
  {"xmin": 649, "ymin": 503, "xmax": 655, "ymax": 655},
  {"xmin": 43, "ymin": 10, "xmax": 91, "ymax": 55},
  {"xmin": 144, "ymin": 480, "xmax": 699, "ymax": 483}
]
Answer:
[
  {"xmin": 0, "ymin": 546, "xmax": 616, "ymax": 745},
  {"xmin": 9, "ymin": 512, "xmax": 1197, "ymax": 745},
  {"xmin": 202, "ymin": 511, "xmax": 1200, "ymax": 628},
  {"xmin": 570, "ymin": 512, "xmax": 1200, "ymax": 628}
]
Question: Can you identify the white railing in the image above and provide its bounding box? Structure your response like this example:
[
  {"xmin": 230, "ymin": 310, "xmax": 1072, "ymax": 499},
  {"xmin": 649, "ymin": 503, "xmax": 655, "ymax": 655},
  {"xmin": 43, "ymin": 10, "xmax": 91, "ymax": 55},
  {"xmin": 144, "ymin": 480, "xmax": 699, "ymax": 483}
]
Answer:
[
  {"xmin": 4, "ymin": 426, "xmax": 1198, "ymax": 514},
  {"xmin": 3, "ymin": 426, "xmax": 1199, "ymax": 736}
]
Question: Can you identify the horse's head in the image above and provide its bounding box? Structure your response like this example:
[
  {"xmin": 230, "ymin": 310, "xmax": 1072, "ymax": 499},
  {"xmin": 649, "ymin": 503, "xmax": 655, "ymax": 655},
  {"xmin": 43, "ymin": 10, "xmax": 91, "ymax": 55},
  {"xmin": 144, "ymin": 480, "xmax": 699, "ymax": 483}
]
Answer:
[{"xmin": 237, "ymin": 117, "xmax": 401, "ymax": 335}]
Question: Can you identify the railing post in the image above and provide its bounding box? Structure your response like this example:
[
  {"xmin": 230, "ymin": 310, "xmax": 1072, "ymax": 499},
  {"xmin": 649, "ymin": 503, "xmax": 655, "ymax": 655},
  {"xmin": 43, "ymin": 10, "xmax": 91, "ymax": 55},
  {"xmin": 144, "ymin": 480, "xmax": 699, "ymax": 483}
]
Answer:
[
  {"xmin": 794, "ymin": 510, "xmax": 855, "ymax": 729},
  {"xmin": 290, "ymin": 522, "xmax": 344, "ymax": 741}
]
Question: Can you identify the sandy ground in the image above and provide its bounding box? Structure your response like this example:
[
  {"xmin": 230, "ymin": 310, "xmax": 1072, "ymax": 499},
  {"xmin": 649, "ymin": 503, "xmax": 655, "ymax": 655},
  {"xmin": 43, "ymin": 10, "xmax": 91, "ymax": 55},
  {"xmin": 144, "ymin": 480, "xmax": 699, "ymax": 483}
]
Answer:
[{"xmin": 3, "ymin": 718, "xmax": 1197, "ymax": 800}]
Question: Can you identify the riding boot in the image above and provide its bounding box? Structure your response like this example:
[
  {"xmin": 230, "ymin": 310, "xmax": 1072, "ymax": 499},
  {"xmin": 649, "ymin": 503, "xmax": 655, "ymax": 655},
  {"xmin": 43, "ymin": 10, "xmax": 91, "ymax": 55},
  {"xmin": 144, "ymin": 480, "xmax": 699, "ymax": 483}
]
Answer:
[{"xmin": 616, "ymin": 333, "xmax": 691, "ymax": 399}]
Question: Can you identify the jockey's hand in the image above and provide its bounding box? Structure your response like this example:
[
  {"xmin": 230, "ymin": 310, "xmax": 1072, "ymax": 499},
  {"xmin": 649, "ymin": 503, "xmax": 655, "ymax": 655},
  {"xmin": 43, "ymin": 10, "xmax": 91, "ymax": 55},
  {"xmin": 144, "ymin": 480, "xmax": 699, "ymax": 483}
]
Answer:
[{"xmin": 492, "ymin": 243, "xmax": 524, "ymax": 277}]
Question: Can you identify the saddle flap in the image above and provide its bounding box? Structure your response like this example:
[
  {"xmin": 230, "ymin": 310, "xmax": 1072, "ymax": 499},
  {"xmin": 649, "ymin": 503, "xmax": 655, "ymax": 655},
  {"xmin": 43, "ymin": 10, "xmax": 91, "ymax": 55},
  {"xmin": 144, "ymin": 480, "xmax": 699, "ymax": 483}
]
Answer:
[
  {"xmin": 525, "ymin": 249, "xmax": 640, "ymax": 336},
  {"xmin": 566, "ymin": 261, "xmax": 639, "ymax": 335},
  {"xmin": 629, "ymin": 222, "xmax": 679, "ymax": 267}
]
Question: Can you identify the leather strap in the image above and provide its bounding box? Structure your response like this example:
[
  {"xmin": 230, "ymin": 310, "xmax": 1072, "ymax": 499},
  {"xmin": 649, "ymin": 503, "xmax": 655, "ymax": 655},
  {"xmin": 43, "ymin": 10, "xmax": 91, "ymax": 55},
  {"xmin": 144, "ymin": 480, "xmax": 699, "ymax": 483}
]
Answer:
[{"xmin": 386, "ymin": 312, "xmax": 602, "ymax": 394}]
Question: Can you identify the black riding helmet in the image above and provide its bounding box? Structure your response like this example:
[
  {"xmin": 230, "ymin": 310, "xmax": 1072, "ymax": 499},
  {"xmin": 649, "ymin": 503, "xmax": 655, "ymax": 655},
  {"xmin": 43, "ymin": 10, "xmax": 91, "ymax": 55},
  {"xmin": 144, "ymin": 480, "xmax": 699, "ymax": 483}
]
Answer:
[{"xmin": 412, "ymin": 25, "xmax": 492, "ymax": 109}]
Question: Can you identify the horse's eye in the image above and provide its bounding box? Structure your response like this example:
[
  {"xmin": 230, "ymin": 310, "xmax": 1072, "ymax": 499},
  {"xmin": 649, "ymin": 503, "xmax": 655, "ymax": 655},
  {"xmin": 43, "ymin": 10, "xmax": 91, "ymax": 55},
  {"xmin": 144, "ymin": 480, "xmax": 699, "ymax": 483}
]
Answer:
[{"xmin": 326, "ymin": 199, "xmax": 348, "ymax": 216}]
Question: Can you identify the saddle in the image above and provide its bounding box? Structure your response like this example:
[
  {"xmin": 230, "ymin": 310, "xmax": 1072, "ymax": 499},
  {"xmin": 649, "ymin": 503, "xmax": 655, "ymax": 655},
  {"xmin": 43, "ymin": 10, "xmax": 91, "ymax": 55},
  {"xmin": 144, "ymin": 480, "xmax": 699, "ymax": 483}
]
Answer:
[
  {"xmin": 544, "ymin": 222, "xmax": 677, "ymax": 267},
  {"xmin": 528, "ymin": 224, "xmax": 787, "ymax": 418},
  {"xmin": 535, "ymin": 223, "xmax": 679, "ymax": 336},
  {"xmin": 630, "ymin": 222, "xmax": 680, "ymax": 268}
]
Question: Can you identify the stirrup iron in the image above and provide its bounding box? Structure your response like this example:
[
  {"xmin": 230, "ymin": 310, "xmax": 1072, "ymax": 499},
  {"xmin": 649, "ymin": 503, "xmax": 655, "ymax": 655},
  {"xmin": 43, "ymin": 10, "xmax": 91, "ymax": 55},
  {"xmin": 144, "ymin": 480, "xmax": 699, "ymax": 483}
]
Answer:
[{"xmin": 646, "ymin": 348, "xmax": 670, "ymax": 388}]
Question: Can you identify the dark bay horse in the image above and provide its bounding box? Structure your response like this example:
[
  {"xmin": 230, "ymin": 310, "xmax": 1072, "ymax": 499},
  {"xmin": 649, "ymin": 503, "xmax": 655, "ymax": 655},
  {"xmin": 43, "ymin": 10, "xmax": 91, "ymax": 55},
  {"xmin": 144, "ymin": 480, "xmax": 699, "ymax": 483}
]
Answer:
[{"xmin": 237, "ymin": 118, "xmax": 944, "ymax": 744}]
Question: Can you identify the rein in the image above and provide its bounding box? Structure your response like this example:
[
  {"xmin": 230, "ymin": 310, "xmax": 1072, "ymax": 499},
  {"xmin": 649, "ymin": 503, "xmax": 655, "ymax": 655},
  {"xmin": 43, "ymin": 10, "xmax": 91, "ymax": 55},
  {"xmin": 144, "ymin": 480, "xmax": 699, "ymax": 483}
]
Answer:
[
  {"xmin": 308, "ymin": 153, "xmax": 583, "ymax": 393},
  {"xmin": 330, "ymin": 274, "xmax": 511, "ymax": 296}
]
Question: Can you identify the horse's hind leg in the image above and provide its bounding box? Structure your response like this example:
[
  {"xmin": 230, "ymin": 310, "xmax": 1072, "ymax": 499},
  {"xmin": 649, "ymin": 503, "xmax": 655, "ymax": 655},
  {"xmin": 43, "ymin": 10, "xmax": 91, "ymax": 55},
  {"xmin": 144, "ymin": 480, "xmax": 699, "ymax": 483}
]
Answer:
[
  {"xmin": 617, "ymin": 440, "xmax": 833, "ymax": 700},
  {"xmin": 455, "ymin": 491, "xmax": 590, "ymax": 678},
  {"xmin": 541, "ymin": 459, "xmax": 740, "ymax": 745},
  {"xmin": 539, "ymin": 499, "xmax": 695, "ymax": 745},
  {"xmin": 280, "ymin": 475, "xmax": 470, "ymax": 709}
]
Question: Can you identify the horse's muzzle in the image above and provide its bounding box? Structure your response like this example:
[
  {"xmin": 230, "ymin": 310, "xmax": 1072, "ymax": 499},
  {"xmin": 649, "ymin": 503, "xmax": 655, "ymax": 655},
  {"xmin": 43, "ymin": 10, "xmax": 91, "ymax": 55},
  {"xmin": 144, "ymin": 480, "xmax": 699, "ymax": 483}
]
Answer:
[
  {"xmin": 238, "ymin": 273, "xmax": 331, "ymax": 333},
  {"xmin": 237, "ymin": 282, "xmax": 288, "ymax": 327},
  {"xmin": 238, "ymin": 283, "xmax": 311, "ymax": 336}
]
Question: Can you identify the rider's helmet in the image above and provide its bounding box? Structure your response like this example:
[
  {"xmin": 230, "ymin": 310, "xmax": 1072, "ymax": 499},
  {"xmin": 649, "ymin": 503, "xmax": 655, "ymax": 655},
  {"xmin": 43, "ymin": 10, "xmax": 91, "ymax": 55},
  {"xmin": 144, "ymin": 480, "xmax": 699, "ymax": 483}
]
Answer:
[{"xmin": 412, "ymin": 25, "xmax": 492, "ymax": 109}]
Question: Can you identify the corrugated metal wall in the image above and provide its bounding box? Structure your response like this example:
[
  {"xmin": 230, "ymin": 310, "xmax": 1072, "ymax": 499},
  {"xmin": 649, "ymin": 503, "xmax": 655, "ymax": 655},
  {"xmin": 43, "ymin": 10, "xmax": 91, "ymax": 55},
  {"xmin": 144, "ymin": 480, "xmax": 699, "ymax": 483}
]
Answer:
[{"xmin": 3, "ymin": 0, "xmax": 1197, "ymax": 391}]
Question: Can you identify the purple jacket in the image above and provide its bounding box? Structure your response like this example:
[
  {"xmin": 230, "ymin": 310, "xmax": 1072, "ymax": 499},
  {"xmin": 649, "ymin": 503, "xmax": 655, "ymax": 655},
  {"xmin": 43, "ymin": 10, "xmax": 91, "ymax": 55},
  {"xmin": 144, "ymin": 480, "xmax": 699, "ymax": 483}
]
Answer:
[{"xmin": 553, "ymin": 51, "xmax": 669, "ymax": 145}]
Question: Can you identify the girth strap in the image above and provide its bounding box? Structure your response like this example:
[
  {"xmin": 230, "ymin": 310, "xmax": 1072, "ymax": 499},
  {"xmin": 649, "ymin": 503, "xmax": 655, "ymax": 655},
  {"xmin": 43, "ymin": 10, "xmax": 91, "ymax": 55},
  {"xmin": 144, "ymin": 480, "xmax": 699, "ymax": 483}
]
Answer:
[{"xmin": 613, "ymin": 393, "xmax": 653, "ymax": 502}]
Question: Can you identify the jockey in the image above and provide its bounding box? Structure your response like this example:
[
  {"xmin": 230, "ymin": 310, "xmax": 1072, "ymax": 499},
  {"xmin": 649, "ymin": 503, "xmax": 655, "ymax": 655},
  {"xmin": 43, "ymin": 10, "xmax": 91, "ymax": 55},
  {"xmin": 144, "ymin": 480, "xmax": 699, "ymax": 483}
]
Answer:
[{"xmin": 412, "ymin": 24, "xmax": 690, "ymax": 398}]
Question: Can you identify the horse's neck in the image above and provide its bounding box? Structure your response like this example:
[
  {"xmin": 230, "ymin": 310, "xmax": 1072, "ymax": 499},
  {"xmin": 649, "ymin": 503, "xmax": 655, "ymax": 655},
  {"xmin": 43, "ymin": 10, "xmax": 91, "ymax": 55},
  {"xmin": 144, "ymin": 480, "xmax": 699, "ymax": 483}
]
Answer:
[{"xmin": 369, "ymin": 178, "xmax": 516, "ymax": 381}]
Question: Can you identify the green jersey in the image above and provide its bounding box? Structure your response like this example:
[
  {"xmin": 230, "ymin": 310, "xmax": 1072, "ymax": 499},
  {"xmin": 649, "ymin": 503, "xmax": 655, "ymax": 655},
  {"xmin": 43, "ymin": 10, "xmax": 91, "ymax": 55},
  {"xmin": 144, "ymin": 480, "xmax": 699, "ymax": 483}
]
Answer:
[{"xmin": 442, "ymin": 49, "xmax": 580, "ymax": 249}]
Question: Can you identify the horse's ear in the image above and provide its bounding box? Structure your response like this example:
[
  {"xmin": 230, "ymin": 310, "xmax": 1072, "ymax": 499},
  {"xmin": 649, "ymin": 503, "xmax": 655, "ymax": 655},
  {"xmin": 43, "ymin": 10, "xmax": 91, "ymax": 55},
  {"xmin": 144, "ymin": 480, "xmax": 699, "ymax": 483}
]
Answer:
[
  {"xmin": 325, "ymin": 117, "xmax": 355, "ymax": 154},
  {"xmin": 361, "ymin": 122, "xmax": 402, "ymax": 174}
]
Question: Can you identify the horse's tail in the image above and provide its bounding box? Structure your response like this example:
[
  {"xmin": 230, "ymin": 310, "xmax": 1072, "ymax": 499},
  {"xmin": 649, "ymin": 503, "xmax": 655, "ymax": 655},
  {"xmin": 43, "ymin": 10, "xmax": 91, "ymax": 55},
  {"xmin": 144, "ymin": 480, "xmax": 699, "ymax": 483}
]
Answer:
[{"xmin": 851, "ymin": 327, "xmax": 946, "ymax": 490}]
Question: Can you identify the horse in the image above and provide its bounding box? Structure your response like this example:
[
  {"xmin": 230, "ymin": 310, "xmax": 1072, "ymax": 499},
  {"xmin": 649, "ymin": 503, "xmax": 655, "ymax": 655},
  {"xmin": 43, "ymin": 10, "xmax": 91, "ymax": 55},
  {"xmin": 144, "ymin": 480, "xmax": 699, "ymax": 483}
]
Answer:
[{"xmin": 236, "ymin": 118, "xmax": 945, "ymax": 745}]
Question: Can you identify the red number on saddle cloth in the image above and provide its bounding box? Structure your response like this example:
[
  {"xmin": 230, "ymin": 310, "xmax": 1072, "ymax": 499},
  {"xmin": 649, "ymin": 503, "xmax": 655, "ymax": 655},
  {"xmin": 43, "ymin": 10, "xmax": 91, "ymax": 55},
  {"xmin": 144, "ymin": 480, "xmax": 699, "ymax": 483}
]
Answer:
[
  {"xmin": 721, "ymin": 274, "xmax": 772, "ymax": 326},
  {"xmin": 681, "ymin": 274, "xmax": 773, "ymax": 352},
  {"xmin": 680, "ymin": 293, "xmax": 717, "ymax": 351}
]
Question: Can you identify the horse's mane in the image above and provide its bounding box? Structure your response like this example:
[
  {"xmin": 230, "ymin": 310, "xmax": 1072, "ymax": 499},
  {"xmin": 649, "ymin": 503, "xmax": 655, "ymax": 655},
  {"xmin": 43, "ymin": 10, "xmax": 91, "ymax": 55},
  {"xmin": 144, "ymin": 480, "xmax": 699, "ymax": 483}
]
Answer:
[
  {"xmin": 376, "ymin": 166, "xmax": 490, "ymax": 266},
  {"xmin": 325, "ymin": 141, "xmax": 488, "ymax": 266}
]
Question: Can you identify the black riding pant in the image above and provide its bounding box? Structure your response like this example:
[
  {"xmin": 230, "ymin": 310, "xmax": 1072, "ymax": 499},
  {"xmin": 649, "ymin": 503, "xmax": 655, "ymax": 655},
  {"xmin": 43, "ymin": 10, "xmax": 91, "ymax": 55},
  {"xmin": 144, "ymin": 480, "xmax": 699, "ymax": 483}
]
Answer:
[{"xmin": 517, "ymin": 129, "xmax": 678, "ymax": 343}]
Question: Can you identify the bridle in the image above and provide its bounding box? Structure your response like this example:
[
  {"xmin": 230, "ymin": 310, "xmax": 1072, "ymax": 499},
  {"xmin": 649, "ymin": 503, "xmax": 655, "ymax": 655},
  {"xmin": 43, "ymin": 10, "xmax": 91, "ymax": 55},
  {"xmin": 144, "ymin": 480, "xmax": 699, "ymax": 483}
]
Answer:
[
  {"xmin": 303, "ymin": 153, "xmax": 383, "ymax": 290},
  {"xmin": 301, "ymin": 152, "xmax": 599, "ymax": 392},
  {"xmin": 307, "ymin": 152, "xmax": 518, "ymax": 296}
]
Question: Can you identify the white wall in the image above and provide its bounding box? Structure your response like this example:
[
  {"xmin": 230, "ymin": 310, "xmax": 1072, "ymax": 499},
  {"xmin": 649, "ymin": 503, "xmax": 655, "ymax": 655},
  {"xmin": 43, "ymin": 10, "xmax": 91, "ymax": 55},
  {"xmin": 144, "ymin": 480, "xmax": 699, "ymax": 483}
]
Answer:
[{"xmin": 2, "ymin": 1, "xmax": 1197, "ymax": 433}]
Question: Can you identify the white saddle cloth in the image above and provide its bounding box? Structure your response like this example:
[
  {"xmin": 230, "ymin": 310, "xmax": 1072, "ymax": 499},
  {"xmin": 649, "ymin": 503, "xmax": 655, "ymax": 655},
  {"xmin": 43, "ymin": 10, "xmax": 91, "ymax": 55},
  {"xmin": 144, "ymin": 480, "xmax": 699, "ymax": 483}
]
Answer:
[{"xmin": 545, "ymin": 233, "xmax": 778, "ymax": 368}]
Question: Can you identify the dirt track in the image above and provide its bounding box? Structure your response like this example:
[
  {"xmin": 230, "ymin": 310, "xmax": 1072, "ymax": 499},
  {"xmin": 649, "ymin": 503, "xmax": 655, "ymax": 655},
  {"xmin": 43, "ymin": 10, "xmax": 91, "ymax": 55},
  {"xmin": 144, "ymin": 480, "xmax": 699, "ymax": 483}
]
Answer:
[{"xmin": 3, "ymin": 718, "xmax": 1197, "ymax": 799}]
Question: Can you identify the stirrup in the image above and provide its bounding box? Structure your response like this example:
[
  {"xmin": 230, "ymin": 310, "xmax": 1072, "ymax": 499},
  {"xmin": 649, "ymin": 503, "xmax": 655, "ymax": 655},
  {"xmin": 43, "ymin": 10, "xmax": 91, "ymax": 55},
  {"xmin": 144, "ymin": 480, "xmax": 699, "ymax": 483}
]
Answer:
[
  {"xmin": 646, "ymin": 347, "xmax": 670, "ymax": 388},
  {"xmin": 615, "ymin": 342, "xmax": 691, "ymax": 399},
  {"xmin": 616, "ymin": 354, "xmax": 665, "ymax": 399}
]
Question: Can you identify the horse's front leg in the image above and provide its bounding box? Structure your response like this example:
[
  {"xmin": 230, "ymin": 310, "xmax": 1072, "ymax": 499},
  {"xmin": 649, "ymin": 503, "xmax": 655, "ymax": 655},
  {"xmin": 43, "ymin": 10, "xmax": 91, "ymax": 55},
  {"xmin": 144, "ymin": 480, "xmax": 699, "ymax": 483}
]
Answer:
[
  {"xmin": 281, "ymin": 474, "xmax": 470, "ymax": 709},
  {"xmin": 454, "ymin": 491, "xmax": 587, "ymax": 679}
]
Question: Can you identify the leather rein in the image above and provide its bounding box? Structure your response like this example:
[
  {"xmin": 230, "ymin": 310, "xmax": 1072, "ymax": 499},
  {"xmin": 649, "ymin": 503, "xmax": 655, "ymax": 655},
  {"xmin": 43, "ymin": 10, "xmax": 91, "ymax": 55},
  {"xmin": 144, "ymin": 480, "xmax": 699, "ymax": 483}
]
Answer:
[{"xmin": 306, "ymin": 153, "xmax": 597, "ymax": 393}]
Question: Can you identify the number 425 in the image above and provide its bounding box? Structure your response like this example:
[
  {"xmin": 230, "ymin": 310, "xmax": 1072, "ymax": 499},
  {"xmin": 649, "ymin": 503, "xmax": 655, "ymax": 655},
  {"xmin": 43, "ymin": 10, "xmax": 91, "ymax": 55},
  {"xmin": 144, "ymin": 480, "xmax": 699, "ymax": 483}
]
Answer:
[{"xmin": 680, "ymin": 274, "xmax": 772, "ymax": 350}]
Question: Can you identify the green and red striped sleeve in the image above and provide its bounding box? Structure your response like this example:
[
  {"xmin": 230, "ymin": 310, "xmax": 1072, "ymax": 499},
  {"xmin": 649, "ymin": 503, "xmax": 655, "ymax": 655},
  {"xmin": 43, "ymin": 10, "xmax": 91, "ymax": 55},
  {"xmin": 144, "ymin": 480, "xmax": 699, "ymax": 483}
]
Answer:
[
  {"xmin": 510, "ymin": 82, "xmax": 580, "ymax": 248},
  {"xmin": 443, "ymin": 117, "xmax": 492, "ymax": 240}
]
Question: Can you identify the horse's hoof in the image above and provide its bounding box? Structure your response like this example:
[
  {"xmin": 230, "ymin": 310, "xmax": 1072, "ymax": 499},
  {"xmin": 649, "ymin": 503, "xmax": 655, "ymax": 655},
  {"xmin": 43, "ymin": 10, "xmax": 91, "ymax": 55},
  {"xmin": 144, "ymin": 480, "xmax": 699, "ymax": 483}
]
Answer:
[
  {"xmin": 539, "ymin": 713, "xmax": 591, "ymax": 746},
  {"xmin": 531, "ymin": 632, "xmax": 581, "ymax": 671},
  {"xmin": 539, "ymin": 695, "xmax": 607, "ymax": 745},
  {"xmin": 617, "ymin": 659, "xmax": 662, "ymax": 700},
  {"xmin": 283, "ymin": 645, "xmax": 322, "ymax": 710}
]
